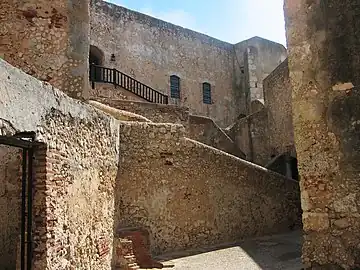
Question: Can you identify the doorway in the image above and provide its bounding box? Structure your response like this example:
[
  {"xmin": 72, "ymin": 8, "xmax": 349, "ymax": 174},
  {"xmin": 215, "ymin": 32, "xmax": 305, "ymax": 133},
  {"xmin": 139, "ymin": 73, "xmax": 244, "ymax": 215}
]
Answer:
[{"xmin": 0, "ymin": 133, "xmax": 37, "ymax": 270}]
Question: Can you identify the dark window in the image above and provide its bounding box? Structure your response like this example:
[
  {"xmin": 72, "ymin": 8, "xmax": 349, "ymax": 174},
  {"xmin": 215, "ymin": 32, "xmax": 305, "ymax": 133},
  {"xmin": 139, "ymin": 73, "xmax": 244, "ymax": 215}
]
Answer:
[
  {"xmin": 203, "ymin": 82, "xmax": 212, "ymax": 104},
  {"xmin": 170, "ymin": 75, "xmax": 180, "ymax": 98}
]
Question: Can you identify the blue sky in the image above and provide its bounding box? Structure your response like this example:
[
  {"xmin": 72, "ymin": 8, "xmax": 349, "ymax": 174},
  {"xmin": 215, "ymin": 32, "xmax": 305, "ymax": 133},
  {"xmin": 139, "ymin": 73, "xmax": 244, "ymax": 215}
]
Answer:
[{"xmin": 106, "ymin": 0, "xmax": 287, "ymax": 46}]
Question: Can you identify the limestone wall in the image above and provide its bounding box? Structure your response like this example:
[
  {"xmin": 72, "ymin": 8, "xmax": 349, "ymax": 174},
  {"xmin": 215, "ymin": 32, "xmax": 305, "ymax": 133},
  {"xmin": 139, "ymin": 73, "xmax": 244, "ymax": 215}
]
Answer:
[
  {"xmin": 263, "ymin": 58, "xmax": 294, "ymax": 156},
  {"xmin": 234, "ymin": 37, "xmax": 287, "ymax": 111},
  {"xmin": 89, "ymin": 82, "xmax": 147, "ymax": 102},
  {"xmin": 188, "ymin": 115, "xmax": 245, "ymax": 158},
  {"xmin": 284, "ymin": 0, "xmax": 360, "ymax": 268},
  {"xmin": 0, "ymin": 145, "xmax": 22, "ymax": 269},
  {"xmin": 90, "ymin": 0, "xmax": 236, "ymax": 127},
  {"xmin": 0, "ymin": 0, "xmax": 90, "ymax": 99},
  {"xmin": 116, "ymin": 121, "xmax": 301, "ymax": 255},
  {"xmin": 0, "ymin": 59, "xmax": 119, "ymax": 269},
  {"xmin": 92, "ymin": 98, "xmax": 190, "ymax": 127},
  {"xmin": 229, "ymin": 109, "xmax": 270, "ymax": 166}
]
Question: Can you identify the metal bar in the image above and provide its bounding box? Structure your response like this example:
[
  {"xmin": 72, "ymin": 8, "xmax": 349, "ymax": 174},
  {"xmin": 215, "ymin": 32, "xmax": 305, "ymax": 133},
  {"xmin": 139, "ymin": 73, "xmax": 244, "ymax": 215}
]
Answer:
[
  {"xmin": 27, "ymin": 148, "xmax": 34, "ymax": 270},
  {"xmin": 88, "ymin": 65, "xmax": 169, "ymax": 103},
  {"xmin": 21, "ymin": 149, "xmax": 27, "ymax": 270},
  {"xmin": 0, "ymin": 136, "xmax": 34, "ymax": 149}
]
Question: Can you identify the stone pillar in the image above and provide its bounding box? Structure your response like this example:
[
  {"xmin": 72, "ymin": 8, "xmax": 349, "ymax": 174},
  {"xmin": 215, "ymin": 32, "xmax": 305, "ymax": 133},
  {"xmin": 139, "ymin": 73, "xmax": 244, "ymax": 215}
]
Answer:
[
  {"xmin": 0, "ymin": 0, "xmax": 90, "ymax": 99},
  {"xmin": 284, "ymin": 0, "xmax": 360, "ymax": 268}
]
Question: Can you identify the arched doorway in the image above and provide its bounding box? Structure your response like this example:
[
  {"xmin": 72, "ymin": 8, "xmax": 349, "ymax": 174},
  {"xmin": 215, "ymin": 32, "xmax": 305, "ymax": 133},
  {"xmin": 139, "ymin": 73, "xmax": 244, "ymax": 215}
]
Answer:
[
  {"xmin": 89, "ymin": 45, "xmax": 104, "ymax": 66},
  {"xmin": 89, "ymin": 45, "xmax": 104, "ymax": 82}
]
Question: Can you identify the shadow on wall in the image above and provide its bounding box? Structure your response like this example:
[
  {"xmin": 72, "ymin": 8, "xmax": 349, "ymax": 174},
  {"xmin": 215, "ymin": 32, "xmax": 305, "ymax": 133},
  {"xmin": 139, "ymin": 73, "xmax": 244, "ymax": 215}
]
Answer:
[
  {"xmin": 0, "ymin": 145, "xmax": 22, "ymax": 270},
  {"xmin": 266, "ymin": 153, "xmax": 299, "ymax": 181},
  {"xmin": 113, "ymin": 121, "xmax": 302, "ymax": 257},
  {"xmin": 188, "ymin": 115, "xmax": 246, "ymax": 159}
]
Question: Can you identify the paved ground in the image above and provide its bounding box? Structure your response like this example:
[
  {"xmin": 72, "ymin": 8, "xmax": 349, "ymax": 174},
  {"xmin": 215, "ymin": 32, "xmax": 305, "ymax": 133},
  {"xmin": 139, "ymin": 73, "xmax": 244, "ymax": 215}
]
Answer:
[{"xmin": 154, "ymin": 230, "xmax": 303, "ymax": 270}]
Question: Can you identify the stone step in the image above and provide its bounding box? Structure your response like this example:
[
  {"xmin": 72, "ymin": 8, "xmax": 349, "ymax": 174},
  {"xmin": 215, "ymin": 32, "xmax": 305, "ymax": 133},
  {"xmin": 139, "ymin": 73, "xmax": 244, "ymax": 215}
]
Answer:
[
  {"xmin": 116, "ymin": 228, "xmax": 164, "ymax": 269},
  {"xmin": 123, "ymin": 254, "xmax": 137, "ymax": 264},
  {"xmin": 128, "ymin": 263, "xmax": 140, "ymax": 268}
]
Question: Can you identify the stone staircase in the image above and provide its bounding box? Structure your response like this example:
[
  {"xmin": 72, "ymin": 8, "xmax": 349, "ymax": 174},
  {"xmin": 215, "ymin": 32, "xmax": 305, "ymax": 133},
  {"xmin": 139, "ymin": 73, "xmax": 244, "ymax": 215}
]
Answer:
[
  {"xmin": 88, "ymin": 98, "xmax": 246, "ymax": 160},
  {"xmin": 114, "ymin": 236, "xmax": 140, "ymax": 269},
  {"xmin": 114, "ymin": 227, "xmax": 163, "ymax": 270}
]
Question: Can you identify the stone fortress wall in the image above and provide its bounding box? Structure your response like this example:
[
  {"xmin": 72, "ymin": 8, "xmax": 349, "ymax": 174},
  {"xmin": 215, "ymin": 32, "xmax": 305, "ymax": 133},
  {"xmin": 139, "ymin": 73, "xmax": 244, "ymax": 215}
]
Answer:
[
  {"xmin": 0, "ymin": 0, "xmax": 90, "ymax": 99},
  {"xmin": 0, "ymin": 59, "xmax": 119, "ymax": 269},
  {"xmin": 6, "ymin": 0, "xmax": 360, "ymax": 268},
  {"xmin": 0, "ymin": 58, "xmax": 301, "ymax": 269},
  {"xmin": 89, "ymin": 0, "xmax": 287, "ymax": 127},
  {"xmin": 285, "ymin": 0, "xmax": 360, "ymax": 268}
]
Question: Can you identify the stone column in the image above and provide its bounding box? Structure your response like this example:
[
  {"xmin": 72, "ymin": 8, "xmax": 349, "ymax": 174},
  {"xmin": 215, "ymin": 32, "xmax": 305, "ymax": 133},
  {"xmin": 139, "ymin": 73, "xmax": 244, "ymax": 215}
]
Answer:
[
  {"xmin": 0, "ymin": 0, "xmax": 90, "ymax": 99},
  {"xmin": 284, "ymin": 0, "xmax": 360, "ymax": 268}
]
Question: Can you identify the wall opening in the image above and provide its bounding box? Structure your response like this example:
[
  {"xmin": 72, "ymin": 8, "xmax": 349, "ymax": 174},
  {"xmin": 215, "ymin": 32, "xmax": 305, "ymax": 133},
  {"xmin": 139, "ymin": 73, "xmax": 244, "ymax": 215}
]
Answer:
[
  {"xmin": 202, "ymin": 82, "xmax": 212, "ymax": 104},
  {"xmin": 89, "ymin": 45, "xmax": 104, "ymax": 66},
  {"xmin": 0, "ymin": 133, "xmax": 39, "ymax": 270},
  {"xmin": 266, "ymin": 153, "xmax": 299, "ymax": 181},
  {"xmin": 170, "ymin": 75, "xmax": 180, "ymax": 99}
]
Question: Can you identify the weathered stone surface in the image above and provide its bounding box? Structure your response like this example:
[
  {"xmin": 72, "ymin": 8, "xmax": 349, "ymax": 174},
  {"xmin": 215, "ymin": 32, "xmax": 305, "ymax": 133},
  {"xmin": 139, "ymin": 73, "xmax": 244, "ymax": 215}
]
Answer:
[
  {"xmin": 263, "ymin": 58, "xmax": 295, "ymax": 157},
  {"xmin": 90, "ymin": 82, "xmax": 147, "ymax": 103},
  {"xmin": 0, "ymin": 59, "xmax": 119, "ymax": 269},
  {"xmin": 116, "ymin": 121, "xmax": 301, "ymax": 255},
  {"xmin": 0, "ymin": 145, "xmax": 22, "ymax": 269},
  {"xmin": 90, "ymin": 0, "xmax": 287, "ymax": 127},
  {"xmin": 92, "ymin": 98, "xmax": 190, "ymax": 127},
  {"xmin": 0, "ymin": 0, "xmax": 90, "ymax": 99},
  {"xmin": 228, "ymin": 109, "xmax": 270, "ymax": 165},
  {"xmin": 234, "ymin": 37, "xmax": 287, "ymax": 115},
  {"xmin": 284, "ymin": 0, "xmax": 360, "ymax": 268},
  {"xmin": 88, "ymin": 100, "xmax": 152, "ymax": 122},
  {"xmin": 188, "ymin": 114, "xmax": 245, "ymax": 159}
]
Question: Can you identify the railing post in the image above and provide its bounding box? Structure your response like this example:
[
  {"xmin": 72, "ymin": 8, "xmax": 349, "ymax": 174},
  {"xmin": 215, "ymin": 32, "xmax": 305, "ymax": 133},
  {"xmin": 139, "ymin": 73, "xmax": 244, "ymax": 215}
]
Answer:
[
  {"xmin": 112, "ymin": 68, "xmax": 117, "ymax": 86},
  {"xmin": 89, "ymin": 64, "xmax": 95, "ymax": 89}
]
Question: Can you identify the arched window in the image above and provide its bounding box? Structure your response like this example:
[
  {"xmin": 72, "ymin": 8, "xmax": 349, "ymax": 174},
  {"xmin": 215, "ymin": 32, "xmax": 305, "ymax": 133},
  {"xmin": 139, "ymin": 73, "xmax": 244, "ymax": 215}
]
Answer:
[
  {"xmin": 89, "ymin": 45, "xmax": 104, "ymax": 66},
  {"xmin": 203, "ymin": 82, "xmax": 212, "ymax": 104},
  {"xmin": 170, "ymin": 75, "xmax": 180, "ymax": 99}
]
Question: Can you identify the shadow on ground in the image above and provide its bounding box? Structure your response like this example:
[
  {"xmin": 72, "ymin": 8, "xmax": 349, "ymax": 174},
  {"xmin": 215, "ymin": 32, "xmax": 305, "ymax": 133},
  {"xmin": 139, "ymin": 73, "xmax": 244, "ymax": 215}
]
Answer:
[{"xmin": 154, "ymin": 230, "xmax": 303, "ymax": 270}]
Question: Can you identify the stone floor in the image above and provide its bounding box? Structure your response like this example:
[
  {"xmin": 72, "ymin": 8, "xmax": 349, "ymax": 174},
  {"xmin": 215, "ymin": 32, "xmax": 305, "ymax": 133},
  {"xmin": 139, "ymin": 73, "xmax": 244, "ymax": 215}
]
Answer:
[{"xmin": 154, "ymin": 230, "xmax": 303, "ymax": 270}]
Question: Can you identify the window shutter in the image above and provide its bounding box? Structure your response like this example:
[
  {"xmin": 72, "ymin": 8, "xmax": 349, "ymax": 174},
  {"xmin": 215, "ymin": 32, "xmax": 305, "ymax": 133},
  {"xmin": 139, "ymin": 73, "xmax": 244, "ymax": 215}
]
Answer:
[
  {"xmin": 203, "ymin": 83, "xmax": 212, "ymax": 104},
  {"xmin": 170, "ymin": 75, "xmax": 180, "ymax": 98}
]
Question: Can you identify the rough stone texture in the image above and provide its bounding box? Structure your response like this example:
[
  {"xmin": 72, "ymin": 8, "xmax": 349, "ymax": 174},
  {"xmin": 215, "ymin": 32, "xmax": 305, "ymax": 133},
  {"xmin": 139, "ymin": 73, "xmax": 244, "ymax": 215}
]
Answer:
[
  {"xmin": 89, "ymin": 82, "xmax": 147, "ymax": 102},
  {"xmin": 284, "ymin": 0, "xmax": 360, "ymax": 268},
  {"xmin": 263, "ymin": 58, "xmax": 295, "ymax": 157},
  {"xmin": 188, "ymin": 115, "xmax": 245, "ymax": 159},
  {"xmin": 0, "ymin": 0, "xmax": 90, "ymax": 99},
  {"xmin": 90, "ymin": 0, "xmax": 235, "ymax": 126},
  {"xmin": 88, "ymin": 100, "xmax": 151, "ymax": 122},
  {"xmin": 250, "ymin": 99, "xmax": 265, "ymax": 114},
  {"xmin": 92, "ymin": 99, "xmax": 245, "ymax": 159},
  {"xmin": 113, "ymin": 237, "xmax": 139, "ymax": 270},
  {"xmin": 92, "ymin": 98, "xmax": 190, "ymax": 127},
  {"xmin": 116, "ymin": 121, "xmax": 301, "ymax": 255},
  {"xmin": 233, "ymin": 37, "xmax": 287, "ymax": 115},
  {"xmin": 0, "ymin": 59, "xmax": 119, "ymax": 269},
  {"xmin": 89, "ymin": 1, "xmax": 287, "ymax": 127},
  {"xmin": 0, "ymin": 145, "xmax": 22, "ymax": 269},
  {"xmin": 228, "ymin": 109, "xmax": 270, "ymax": 166}
]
